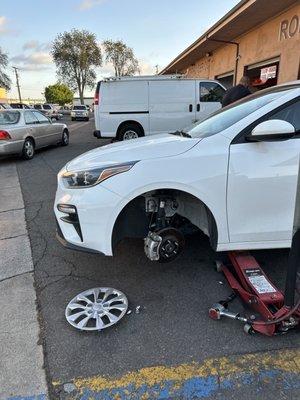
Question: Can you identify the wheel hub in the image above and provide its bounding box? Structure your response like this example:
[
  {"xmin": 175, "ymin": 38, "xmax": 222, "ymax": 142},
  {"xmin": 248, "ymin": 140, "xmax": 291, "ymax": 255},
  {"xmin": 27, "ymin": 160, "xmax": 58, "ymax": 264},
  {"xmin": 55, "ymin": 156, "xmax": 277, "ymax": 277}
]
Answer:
[{"xmin": 124, "ymin": 130, "xmax": 138, "ymax": 140}]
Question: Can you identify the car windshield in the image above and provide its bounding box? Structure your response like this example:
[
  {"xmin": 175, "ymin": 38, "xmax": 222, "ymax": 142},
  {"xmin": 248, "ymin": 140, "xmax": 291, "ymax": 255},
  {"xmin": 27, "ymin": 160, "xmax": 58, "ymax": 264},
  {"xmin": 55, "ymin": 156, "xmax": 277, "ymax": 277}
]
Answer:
[
  {"xmin": 43, "ymin": 104, "xmax": 51, "ymax": 110},
  {"xmin": 34, "ymin": 105, "xmax": 42, "ymax": 109},
  {"xmin": 187, "ymin": 87, "xmax": 297, "ymax": 139},
  {"xmin": 73, "ymin": 106, "xmax": 86, "ymax": 110},
  {"xmin": 0, "ymin": 111, "xmax": 20, "ymax": 125}
]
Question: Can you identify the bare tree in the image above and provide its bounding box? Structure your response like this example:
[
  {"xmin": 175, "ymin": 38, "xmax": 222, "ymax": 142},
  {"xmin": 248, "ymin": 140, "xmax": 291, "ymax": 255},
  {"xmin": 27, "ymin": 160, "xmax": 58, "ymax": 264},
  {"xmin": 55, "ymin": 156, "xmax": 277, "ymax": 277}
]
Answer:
[
  {"xmin": 103, "ymin": 40, "xmax": 139, "ymax": 77},
  {"xmin": 52, "ymin": 29, "xmax": 102, "ymax": 104},
  {"xmin": 0, "ymin": 47, "xmax": 11, "ymax": 90}
]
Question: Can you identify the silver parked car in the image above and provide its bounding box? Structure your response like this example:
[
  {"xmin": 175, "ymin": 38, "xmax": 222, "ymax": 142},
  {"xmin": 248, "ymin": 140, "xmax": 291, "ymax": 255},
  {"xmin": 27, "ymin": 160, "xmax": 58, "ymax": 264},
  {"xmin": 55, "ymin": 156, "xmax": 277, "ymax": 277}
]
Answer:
[
  {"xmin": 0, "ymin": 109, "xmax": 69, "ymax": 160},
  {"xmin": 71, "ymin": 105, "xmax": 89, "ymax": 121}
]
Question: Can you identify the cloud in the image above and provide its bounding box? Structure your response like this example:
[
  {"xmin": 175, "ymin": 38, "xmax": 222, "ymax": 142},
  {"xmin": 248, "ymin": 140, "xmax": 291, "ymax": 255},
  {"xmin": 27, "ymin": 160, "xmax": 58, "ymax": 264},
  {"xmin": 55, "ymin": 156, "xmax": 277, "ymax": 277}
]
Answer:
[
  {"xmin": 0, "ymin": 16, "xmax": 12, "ymax": 35},
  {"xmin": 10, "ymin": 52, "xmax": 53, "ymax": 71},
  {"xmin": 22, "ymin": 41, "xmax": 52, "ymax": 52},
  {"xmin": 138, "ymin": 60, "xmax": 155, "ymax": 75},
  {"xmin": 78, "ymin": 0, "xmax": 107, "ymax": 10}
]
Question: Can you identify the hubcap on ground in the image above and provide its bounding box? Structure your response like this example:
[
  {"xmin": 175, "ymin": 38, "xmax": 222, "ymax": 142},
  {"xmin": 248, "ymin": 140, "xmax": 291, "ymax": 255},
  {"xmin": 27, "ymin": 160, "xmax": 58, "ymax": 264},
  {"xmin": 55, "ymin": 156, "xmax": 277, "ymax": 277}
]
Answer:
[
  {"xmin": 65, "ymin": 287, "xmax": 128, "ymax": 331},
  {"xmin": 123, "ymin": 130, "xmax": 139, "ymax": 140}
]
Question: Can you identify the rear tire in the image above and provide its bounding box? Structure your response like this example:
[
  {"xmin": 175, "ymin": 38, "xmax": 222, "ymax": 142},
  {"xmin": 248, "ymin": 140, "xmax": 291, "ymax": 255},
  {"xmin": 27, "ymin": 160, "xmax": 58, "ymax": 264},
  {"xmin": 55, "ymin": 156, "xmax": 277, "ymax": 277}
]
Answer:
[
  {"xmin": 61, "ymin": 130, "xmax": 69, "ymax": 146},
  {"xmin": 118, "ymin": 123, "xmax": 143, "ymax": 141},
  {"xmin": 22, "ymin": 138, "xmax": 35, "ymax": 160}
]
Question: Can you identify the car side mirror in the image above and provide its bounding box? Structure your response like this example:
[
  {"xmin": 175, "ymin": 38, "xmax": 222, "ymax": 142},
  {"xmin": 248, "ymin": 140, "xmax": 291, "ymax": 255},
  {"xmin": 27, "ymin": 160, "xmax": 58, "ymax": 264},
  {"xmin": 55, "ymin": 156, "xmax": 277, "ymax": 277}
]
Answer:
[{"xmin": 246, "ymin": 120, "xmax": 295, "ymax": 142}]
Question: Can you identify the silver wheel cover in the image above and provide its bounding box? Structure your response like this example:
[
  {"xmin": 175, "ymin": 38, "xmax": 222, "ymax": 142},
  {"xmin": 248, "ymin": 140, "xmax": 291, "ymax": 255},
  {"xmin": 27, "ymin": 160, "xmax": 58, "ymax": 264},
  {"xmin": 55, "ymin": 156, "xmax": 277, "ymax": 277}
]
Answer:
[
  {"xmin": 25, "ymin": 141, "xmax": 34, "ymax": 157},
  {"xmin": 123, "ymin": 130, "xmax": 139, "ymax": 140},
  {"xmin": 62, "ymin": 131, "xmax": 68, "ymax": 144},
  {"xmin": 65, "ymin": 287, "xmax": 128, "ymax": 331}
]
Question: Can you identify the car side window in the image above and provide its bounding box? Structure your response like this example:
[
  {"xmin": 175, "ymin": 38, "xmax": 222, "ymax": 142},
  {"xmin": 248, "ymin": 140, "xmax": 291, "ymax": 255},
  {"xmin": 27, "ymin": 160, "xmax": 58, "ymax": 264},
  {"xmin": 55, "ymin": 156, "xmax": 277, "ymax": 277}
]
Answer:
[
  {"xmin": 24, "ymin": 111, "xmax": 39, "ymax": 125},
  {"xmin": 266, "ymin": 100, "xmax": 300, "ymax": 132},
  {"xmin": 200, "ymin": 82, "xmax": 225, "ymax": 103},
  {"xmin": 33, "ymin": 111, "xmax": 50, "ymax": 124}
]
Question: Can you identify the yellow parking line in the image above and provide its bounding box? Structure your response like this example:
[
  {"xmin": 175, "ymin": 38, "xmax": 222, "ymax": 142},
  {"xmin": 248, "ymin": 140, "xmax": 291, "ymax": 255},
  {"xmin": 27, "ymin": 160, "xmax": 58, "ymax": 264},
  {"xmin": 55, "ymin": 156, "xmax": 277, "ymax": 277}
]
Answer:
[{"xmin": 52, "ymin": 349, "xmax": 300, "ymax": 398}]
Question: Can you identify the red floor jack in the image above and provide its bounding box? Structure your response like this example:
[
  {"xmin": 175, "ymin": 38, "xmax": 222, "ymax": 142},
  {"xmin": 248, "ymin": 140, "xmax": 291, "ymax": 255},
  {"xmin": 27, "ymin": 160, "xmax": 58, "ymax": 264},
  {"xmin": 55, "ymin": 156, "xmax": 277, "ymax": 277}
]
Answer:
[{"xmin": 209, "ymin": 161, "xmax": 300, "ymax": 337}]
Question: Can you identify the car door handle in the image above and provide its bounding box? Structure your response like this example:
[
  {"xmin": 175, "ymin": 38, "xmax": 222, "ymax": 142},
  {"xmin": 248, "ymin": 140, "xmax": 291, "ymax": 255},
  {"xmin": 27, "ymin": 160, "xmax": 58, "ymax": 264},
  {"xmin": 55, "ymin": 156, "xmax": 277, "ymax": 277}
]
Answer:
[
  {"xmin": 189, "ymin": 104, "xmax": 193, "ymax": 112},
  {"xmin": 197, "ymin": 104, "xmax": 200, "ymax": 112}
]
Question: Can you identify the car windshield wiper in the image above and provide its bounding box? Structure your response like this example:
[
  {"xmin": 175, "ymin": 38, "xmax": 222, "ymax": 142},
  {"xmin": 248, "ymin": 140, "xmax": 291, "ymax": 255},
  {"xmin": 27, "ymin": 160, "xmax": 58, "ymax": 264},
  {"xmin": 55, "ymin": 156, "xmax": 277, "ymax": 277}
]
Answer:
[{"xmin": 169, "ymin": 130, "xmax": 192, "ymax": 138}]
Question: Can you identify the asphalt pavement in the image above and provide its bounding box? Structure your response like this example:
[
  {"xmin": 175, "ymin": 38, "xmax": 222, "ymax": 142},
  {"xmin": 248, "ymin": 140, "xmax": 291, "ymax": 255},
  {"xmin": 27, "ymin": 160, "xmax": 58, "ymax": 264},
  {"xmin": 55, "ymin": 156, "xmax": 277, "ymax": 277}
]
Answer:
[{"xmin": 13, "ymin": 115, "xmax": 300, "ymax": 399}]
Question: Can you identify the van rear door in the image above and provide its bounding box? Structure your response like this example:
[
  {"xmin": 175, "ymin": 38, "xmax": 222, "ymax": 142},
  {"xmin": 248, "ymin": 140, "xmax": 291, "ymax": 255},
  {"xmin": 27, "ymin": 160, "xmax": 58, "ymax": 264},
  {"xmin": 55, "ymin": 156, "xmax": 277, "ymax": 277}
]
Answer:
[
  {"xmin": 97, "ymin": 80, "xmax": 149, "ymax": 137},
  {"xmin": 196, "ymin": 81, "xmax": 225, "ymax": 122},
  {"xmin": 149, "ymin": 80, "xmax": 196, "ymax": 135}
]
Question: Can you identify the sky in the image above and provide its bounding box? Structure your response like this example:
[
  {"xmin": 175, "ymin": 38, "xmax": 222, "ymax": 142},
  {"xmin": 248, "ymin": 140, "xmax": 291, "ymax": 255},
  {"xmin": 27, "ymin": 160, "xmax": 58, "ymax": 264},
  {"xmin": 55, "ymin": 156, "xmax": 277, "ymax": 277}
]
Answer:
[{"xmin": 0, "ymin": 0, "xmax": 240, "ymax": 100}]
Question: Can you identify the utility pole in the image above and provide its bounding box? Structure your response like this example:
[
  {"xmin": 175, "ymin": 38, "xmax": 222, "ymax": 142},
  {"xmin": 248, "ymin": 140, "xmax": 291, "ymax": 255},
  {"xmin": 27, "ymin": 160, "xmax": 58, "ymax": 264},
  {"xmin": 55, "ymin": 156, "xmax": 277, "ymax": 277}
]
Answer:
[{"xmin": 12, "ymin": 66, "xmax": 22, "ymax": 103}]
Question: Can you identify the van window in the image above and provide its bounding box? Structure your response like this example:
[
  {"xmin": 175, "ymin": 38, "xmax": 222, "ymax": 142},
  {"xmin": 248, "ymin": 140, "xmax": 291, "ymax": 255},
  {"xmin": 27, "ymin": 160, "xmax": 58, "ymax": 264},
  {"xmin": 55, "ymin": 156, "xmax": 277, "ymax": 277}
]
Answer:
[
  {"xmin": 188, "ymin": 87, "xmax": 295, "ymax": 139},
  {"xmin": 200, "ymin": 82, "xmax": 225, "ymax": 102}
]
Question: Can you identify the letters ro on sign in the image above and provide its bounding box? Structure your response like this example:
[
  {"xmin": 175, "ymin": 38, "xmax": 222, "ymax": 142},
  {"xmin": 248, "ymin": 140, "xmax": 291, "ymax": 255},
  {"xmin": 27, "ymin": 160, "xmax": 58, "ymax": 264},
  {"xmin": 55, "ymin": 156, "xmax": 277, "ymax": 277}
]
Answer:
[{"xmin": 279, "ymin": 15, "xmax": 300, "ymax": 41}]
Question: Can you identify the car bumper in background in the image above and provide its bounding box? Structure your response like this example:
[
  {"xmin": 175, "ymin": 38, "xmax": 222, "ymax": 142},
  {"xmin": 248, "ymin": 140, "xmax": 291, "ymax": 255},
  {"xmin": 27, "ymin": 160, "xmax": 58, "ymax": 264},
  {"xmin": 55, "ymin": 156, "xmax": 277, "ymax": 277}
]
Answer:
[
  {"xmin": 0, "ymin": 140, "xmax": 23, "ymax": 155},
  {"xmin": 72, "ymin": 114, "xmax": 89, "ymax": 119}
]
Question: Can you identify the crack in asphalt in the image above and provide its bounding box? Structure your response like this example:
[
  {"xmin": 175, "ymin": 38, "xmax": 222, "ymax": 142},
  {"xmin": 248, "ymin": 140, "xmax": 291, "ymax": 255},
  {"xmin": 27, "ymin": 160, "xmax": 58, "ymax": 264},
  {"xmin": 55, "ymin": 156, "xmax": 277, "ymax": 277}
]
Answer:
[{"xmin": 27, "ymin": 201, "xmax": 44, "ymax": 223}]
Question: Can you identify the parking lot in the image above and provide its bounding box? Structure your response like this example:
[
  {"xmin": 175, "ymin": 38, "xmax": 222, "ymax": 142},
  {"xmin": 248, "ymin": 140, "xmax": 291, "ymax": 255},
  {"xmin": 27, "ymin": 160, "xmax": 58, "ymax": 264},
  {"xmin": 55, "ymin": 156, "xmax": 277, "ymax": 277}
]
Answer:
[{"xmin": 4, "ymin": 115, "xmax": 297, "ymax": 399}]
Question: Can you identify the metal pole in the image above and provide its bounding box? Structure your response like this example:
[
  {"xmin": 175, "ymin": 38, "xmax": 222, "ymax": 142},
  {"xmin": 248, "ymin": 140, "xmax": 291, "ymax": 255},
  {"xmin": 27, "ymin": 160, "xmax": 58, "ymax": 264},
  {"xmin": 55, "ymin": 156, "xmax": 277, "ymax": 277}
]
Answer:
[
  {"xmin": 284, "ymin": 155, "xmax": 300, "ymax": 307},
  {"xmin": 12, "ymin": 67, "xmax": 22, "ymax": 103},
  {"xmin": 205, "ymin": 37, "xmax": 239, "ymax": 85}
]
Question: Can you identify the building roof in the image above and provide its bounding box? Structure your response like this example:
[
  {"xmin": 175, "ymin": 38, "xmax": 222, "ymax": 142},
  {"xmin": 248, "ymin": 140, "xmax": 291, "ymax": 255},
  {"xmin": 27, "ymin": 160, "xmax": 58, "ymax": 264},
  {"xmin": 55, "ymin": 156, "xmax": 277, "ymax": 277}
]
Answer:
[{"xmin": 160, "ymin": 0, "xmax": 297, "ymax": 74}]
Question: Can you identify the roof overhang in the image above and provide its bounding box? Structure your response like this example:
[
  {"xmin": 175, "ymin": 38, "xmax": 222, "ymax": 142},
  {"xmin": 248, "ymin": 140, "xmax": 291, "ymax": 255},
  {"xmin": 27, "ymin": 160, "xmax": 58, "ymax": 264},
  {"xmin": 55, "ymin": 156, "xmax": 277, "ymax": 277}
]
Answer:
[{"xmin": 160, "ymin": 0, "xmax": 298, "ymax": 74}]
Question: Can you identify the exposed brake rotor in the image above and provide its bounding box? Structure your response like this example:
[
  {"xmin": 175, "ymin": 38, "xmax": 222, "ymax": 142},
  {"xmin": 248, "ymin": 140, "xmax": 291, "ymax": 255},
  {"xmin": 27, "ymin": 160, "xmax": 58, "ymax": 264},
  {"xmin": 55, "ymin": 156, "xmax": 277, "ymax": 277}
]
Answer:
[{"xmin": 144, "ymin": 227, "xmax": 185, "ymax": 263}]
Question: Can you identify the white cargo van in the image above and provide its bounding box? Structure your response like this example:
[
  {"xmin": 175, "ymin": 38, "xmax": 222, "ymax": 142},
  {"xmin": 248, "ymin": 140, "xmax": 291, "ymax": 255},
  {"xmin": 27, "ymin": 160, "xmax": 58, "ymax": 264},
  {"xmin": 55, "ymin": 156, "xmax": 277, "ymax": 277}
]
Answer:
[{"xmin": 93, "ymin": 75, "xmax": 226, "ymax": 140}]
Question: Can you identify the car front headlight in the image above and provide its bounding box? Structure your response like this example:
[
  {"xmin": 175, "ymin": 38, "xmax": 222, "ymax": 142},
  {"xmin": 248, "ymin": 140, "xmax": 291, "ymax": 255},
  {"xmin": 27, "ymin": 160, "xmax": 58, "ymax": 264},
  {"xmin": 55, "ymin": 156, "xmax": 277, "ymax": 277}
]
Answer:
[{"xmin": 61, "ymin": 162, "xmax": 138, "ymax": 188}]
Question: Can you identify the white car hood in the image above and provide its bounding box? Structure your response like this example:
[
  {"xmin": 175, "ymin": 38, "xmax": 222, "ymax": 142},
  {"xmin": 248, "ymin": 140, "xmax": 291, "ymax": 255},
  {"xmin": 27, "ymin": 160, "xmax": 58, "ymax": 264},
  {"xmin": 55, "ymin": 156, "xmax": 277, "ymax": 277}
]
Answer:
[{"xmin": 66, "ymin": 134, "xmax": 201, "ymax": 171}]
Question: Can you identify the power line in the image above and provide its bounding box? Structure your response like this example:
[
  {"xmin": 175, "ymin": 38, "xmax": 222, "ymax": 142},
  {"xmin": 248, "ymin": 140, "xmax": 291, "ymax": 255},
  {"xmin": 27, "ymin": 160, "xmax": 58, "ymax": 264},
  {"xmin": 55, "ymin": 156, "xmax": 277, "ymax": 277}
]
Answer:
[{"xmin": 12, "ymin": 66, "xmax": 22, "ymax": 103}]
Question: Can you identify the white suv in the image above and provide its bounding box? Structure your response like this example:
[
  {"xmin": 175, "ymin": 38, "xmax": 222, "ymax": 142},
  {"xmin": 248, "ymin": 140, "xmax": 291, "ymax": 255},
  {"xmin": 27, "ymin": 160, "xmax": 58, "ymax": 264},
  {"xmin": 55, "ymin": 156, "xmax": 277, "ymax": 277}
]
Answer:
[{"xmin": 55, "ymin": 82, "xmax": 300, "ymax": 262}]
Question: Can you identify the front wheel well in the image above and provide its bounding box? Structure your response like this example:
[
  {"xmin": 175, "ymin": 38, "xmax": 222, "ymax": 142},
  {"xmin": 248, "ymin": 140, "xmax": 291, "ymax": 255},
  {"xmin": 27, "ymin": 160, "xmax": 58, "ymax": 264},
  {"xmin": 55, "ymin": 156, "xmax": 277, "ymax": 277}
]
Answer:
[{"xmin": 112, "ymin": 189, "xmax": 218, "ymax": 253}]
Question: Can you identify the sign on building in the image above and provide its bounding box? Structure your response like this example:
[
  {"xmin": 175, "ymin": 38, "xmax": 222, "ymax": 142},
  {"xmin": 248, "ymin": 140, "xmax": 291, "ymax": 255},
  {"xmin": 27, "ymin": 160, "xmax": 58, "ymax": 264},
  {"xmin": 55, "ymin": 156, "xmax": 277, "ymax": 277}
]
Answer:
[{"xmin": 260, "ymin": 65, "xmax": 277, "ymax": 81}]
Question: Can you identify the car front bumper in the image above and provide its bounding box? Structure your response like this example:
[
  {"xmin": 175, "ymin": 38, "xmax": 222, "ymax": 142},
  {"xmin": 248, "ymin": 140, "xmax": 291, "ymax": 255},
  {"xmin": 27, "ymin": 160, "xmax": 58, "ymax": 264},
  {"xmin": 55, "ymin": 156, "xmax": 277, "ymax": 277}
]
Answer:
[
  {"xmin": 54, "ymin": 178, "xmax": 123, "ymax": 256},
  {"xmin": 0, "ymin": 140, "xmax": 24, "ymax": 155},
  {"xmin": 72, "ymin": 114, "xmax": 89, "ymax": 119}
]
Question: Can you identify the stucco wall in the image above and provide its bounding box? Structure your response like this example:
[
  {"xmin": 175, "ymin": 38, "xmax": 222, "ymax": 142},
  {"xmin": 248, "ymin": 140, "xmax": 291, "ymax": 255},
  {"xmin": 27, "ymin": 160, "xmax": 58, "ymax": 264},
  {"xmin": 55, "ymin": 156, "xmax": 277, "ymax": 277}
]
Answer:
[{"xmin": 184, "ymin": 3, "xmax": 300, "ymax": 84}]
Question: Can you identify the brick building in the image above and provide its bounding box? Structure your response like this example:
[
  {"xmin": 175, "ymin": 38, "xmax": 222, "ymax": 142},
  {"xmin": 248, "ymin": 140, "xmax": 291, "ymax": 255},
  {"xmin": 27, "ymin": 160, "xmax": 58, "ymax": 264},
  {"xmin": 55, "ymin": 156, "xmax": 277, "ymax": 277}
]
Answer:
[{"xmin": 161, "ymin": 0, "xmax": 300, "ymax": 89}]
